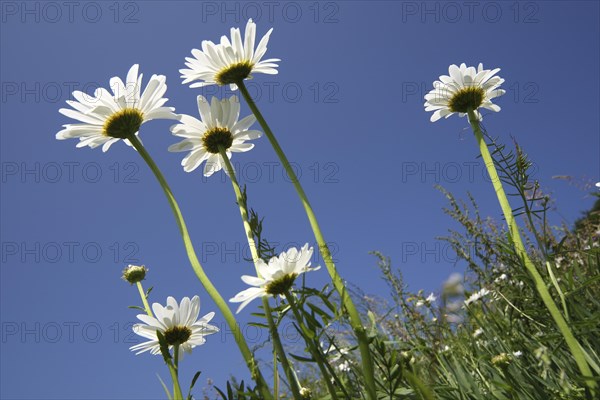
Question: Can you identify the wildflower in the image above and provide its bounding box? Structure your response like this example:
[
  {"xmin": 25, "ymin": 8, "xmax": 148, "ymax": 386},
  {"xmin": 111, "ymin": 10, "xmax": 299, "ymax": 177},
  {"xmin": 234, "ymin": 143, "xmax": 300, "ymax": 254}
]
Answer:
[
  {"xmin": 168, "ymin": 95, "xmax": 262, "ymax": 176},
  {"xmin": 122, "ymin": 264, "xmax": 147, "ymax": 284},
  {"xmin": 473, "ymin": 328, "xmax": 484, "ymax": 338},
  {"xmin": 416, "ymin": 292, "xmax": 436, "ymax": 307},
  {"xmin": 57, "ymin": 64, "xmax": 177, "ymax": 151},
  {"xmin": 424, "ymin": 63, "xmax": 505, "ymax": 122},
  {"xmin": 464, "ymin": 288, "xmax": 490, "ymax": 306},
  {"xmin": 130, "ymin": 296, "xmax": 218, "ymax": 358},
  {"xmin": 229, "ymin": 244, "xmax": 319, "ymax": 313},
  {"xmin": 181, "ymin": 19, "xmax": 280, "ymax": 89}
]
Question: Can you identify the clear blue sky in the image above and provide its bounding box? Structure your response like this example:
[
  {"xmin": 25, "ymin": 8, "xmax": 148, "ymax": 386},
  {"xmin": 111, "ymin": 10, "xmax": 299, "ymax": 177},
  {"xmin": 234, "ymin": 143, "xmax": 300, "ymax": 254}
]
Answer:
[{"xmin": 1, "ymin": 1, "xmax": 598, "ymax": 398}]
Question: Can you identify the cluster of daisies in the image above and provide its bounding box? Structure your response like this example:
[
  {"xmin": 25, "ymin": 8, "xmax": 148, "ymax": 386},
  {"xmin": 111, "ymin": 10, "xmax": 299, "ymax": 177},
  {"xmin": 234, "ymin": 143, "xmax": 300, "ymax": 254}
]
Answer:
[
  {"xmin": 57, "ymin": 19, "xmax": 278, "ymax": 177},
  {"xmin": 56, "ymin": 18, "xmax": 507, "ymax": 357},
  {"xmin": 126, "ymin": 243, "xmax": 320, "ymax": 357}
]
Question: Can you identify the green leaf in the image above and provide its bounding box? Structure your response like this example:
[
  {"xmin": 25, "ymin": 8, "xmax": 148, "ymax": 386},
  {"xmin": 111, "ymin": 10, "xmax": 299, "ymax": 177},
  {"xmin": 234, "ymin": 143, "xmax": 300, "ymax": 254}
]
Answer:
[
  {"xmin": 156, "ymin": 330, "xmax": 172, "ymax": 364},
  {"xmin": 288, "ymin": 352, "xmax": 314, "ymax": 363},
  {"xmin": 187, "ymin": 371, "xmax": 201, "ymax": 400}
]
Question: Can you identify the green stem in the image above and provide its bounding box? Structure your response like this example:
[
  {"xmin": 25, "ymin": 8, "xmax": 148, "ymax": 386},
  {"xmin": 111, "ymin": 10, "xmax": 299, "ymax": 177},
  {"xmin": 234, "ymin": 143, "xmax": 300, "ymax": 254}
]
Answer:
[
  {"xmin": 237, "ymin": 80, "xmax": 377, "ymax": 400},
  {"xmin": 467, "ymin": 110, "xmax": 596, "ymax": 394},
  {"xmin": 167, "ymin": 361, "xmax": 183, "ymax": 400},
  {"xmin": 174, "ymin": 344, "xmax": 180, "ymax": 371},
  {"xmin": 284, "ymin": 291, "xmax": 342, "ymax": 400},
  {"xmin": 273, "ymin": 349, "xmax": 279, "ymax": 400},
  {"xmin": 172, "ymin": 344, "xmax": 182, "ymax": 400},
  {"xmin": 218, "ymin": 147, "xmax": 302, "ymax": 399},
  {"xmin": 217, "ymin": 147, "xmax": 260, "ymax": 265},
  {"xmin": 136, "ymin": 281, "xmax": 152, "ymax": 317},
  {"xmin": 264, "ymin": 298, "xmax": 300, "ymax": 399},
  {"xmin": 128, "ymin": 135, "xmax": 273, "ymax": 400}
]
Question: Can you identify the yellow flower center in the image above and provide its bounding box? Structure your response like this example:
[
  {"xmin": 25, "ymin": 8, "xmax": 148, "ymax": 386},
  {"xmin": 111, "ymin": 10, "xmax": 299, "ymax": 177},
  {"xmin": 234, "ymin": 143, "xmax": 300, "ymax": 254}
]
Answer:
[
  {"xmin": 448, "ymin": 86, "xmax": 485, "ymax": 113},
  {"xmin": 202, "ymin": 127, "xmax": 234, "ymax": 154},
  {"xmin": 103, "ymin": 108, "xmax": 144, "ymax": 139},
  {"xmin": 163, "ymin": 326, "xmax": 192, "ymax": 346},
  {"xmin": 265, "ymin": 273, "xmax": 298, "ymax": 296},
  {"xmin": 215, "ymin": 61, "xmax": 254, "ymax": 86}
]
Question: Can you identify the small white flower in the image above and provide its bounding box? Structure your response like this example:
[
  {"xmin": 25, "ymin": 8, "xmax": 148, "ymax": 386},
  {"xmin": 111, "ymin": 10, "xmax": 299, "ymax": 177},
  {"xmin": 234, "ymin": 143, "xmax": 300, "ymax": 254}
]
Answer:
[
  {"xmin": 181, "ymin": 19, "xmax": 280, "ymax": 90},
  {"xmin": 424, "ymin": 63, "xmax": 505, "ymax": 122},
  {"xmin": 57, "ymin": 64, "xmax": 177, "ymax": 152},
  {"xmin": 473, "ymin": 328, "xmax": 484, "ymax": 338},
  {"xmin": 464, "ymin": 288, "xmax": 490, "ymax": 306},
  {"xmin": 513, "ymin": 351, "xmax": 523, "ymax": 358},
  {"xmin": 168, "ymin": 95, "xmax": 262, "ymax": 176},
  {"xmin": 130, "ymin": 296, "xmax": 218, "ymax": 358},
  {"xmin": 229, "ymin": 244, "xmax": 320, "ymax": 313},
  {"xmin": 337, "ymin": 360, "xmax": 351, "ymax": 372},
  {"xmin": 322, "ymin": 341, "xmax": 353, "ymax": 373},
  {"xmin": 322, "ymin": 342, "xmax": 350, "ymax": 364},
  {"xmin": 417, "ymin": 292, "xmax": 437, "ymax": 308},
  {"xmin": 494, "ymin": 273, "xmax": 508, "ymax": 284}
]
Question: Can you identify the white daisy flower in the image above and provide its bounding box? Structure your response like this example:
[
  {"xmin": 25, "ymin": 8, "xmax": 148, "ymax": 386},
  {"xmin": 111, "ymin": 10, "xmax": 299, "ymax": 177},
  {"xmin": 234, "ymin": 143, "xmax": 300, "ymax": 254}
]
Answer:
[
  {"xmin": 57, "ymin": 64, "xmax": 178, "ymax": 152},
  {"xmin": 424, "ymin": 63, "xmax": 505, "ymax": 122},
  {"xmin": 168, "ymin": 95, "xmax": 262, "ymax": 176},
  {"xmin": 130, "ymin": 295, "xmax": 219, "ymax": 358},
  {"xmin": 229, "ymin": 244, "xmax": 320, "ymax": 313},
  {"xmin": 180, "ymin": 19, "xmax": 280, "ymax": 90}
]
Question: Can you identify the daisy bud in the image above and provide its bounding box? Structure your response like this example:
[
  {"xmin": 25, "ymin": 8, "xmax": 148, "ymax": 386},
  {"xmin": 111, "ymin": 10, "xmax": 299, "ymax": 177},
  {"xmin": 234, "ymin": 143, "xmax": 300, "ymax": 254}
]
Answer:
[{"xmin": 122, "ymin": 264, "xmax": 148, "ymax": 284}]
